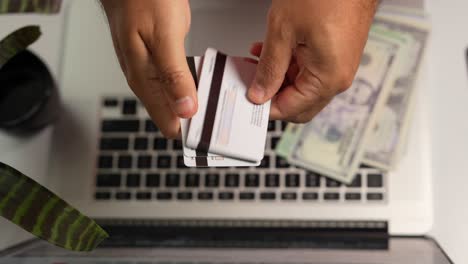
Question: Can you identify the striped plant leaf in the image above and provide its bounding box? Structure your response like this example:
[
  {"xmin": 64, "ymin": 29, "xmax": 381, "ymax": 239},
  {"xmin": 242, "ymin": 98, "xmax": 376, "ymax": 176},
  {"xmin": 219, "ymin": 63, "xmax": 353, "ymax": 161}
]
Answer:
[
  {"xmin": 0, "ymin": 0, "xmax": 62, "ymax": 14},
  {"xmin": 0, "ymin": 25, "xmax": 41, "ymax": 67},
  {"xmin": 0, "ymin": 162, "xmax": 108, "ymax": 251}
]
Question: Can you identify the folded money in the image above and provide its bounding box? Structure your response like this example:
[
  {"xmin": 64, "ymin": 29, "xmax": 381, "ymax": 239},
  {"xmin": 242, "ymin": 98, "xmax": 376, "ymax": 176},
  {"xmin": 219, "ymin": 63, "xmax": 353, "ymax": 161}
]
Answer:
[
  {"xmin": 276, "ymin": 35, "xmax": 403, "ymax": 184},
  {"xmin": 363, "ymin": 15, "xmax": 430, "ymax": 170}
]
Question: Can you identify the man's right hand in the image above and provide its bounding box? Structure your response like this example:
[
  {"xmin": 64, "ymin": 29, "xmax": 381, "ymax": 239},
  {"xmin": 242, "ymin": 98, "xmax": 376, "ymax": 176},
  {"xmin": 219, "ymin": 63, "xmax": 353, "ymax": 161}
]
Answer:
[{"xmin": 100, "ymin": 0, "xmax": 197, "ymax": 138}]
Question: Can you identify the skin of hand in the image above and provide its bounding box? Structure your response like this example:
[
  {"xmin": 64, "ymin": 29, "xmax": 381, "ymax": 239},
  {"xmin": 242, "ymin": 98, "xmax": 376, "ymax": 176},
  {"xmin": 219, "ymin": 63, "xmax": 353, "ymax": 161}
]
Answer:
[
  {"xmin": 248, "ymin": 0, "xmax": 378, "ymax": 123},
  {"xmin": 100, "ymin": 0, "xmax": 196, "ymax": 138}
]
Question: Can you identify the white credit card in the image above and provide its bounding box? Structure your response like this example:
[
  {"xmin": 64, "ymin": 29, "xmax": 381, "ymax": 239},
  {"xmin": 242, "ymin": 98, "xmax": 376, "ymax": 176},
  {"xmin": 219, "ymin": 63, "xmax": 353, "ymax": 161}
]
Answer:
[
  {"xmin": 182, "ymin": 56, "xmax": 260, "ymax": 167},
  {"xmin": 186, "ymin": 48, "xmax": 270, "ymax": 163}
]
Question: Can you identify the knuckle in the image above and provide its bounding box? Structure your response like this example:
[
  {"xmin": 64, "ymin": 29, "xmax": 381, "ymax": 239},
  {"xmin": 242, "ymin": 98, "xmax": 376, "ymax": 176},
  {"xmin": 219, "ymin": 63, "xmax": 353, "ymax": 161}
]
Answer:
[
  {"xmin": 333, "ymin": 66, "xmax": 356, "ymax": 94},
  {"xmin": 299, "ymin": 68, "xmax": 331, "ymax": 101},
  {"xmin": 257, "ymin": 57, "xmax": 283, "ymax": 86},
  {"xmin": 267, "ymin": 8, "xmax": 285, "ymax": 31},
  {"xmin": 335, "ymin": 69, "xmax": 355, "ymax": 94},
  {"xmin": 267, "ymin": 9, "xmax": 292, "ymax": 42},
  {"xmin": 153, "ymin": 67, "xmax": 187, "ymax": 87}
]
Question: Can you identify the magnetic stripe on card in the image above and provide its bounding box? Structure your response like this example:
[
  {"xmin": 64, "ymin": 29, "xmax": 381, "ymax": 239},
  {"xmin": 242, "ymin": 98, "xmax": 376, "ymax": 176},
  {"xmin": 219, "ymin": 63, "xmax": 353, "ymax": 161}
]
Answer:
[{"xmin": 196, "ymin": 52, "xmax": 227, "ymax": 154}]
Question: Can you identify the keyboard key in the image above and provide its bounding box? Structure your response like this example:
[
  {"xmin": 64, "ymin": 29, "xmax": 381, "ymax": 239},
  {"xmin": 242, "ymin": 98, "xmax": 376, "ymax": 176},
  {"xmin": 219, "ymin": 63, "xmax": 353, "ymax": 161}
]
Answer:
[
  {"xmin": 157, "ymin": 155, "xmax": 172, "ymax": 168},
  {"xmin": 137, "ymin": 155, "xmax": 152, "ymax": 169},
  {"xmin": 302, "ymin": 192, "xmax": 318, "ymax": 200},
  {"xmin": 101, "ymin": 119, "xmax": 139, "ymax": 133},
  {"xmin": 276, "ymin": 156, "xmax": 290, "ymax": 168},
  {"xmin": 359, "ymin": 164, "xmax": 373, "ymax": 169},
  {"xmin": 265, "ymin": 173, "xmax": 279, "ymax": 187},
  {"xmin": 260, "ymin": 192, "xmax": 276, "ymax": 200},
  {"xmin": 116, "ymin": 192, "xmax": 131, "ymax": 200},
  {"xmin": 134, "ymin": 137, "xmax": 149, "ymax": 150},
  {"xmin": 136, "ymin": 192, "xmax": 152, "ymax": 200},
  {"xmin": 286, "ymin": 173, "xmax": 300, "ymax": 187},
  {"xmin": 326, "ymin": 178, "xmax": 341, "ymax": 188},
  {"xmin": 281, "ymin": 121, "xmax": 288, "ymax": 131},
  {"xmin": 348, "ymin": 174, "xmax": 362, "ymax": 187},
  {"xmin": 173, "ymin": 140, "xmax": 183, "ymax": 150},
  {"xmin": 96, "ymin": 173, "xmax": 120, "ymax": 187},
  {"xmin": 205, "ymin": 173, "xmax": 220, "ymax": 187},
  {"xmin": 103, "ymin": 98, "xmax": 118, "ymax": 107},
  {"xmin": 95, "ymin": 192, "xmax": 111, "ymax": 200},
  {"xmin": 268, "ymin": 121, "xmax": 276, "ymax": 131},
  {"xmin": 367, "ymin": 174, "xmax": 383, "ymax": 187},
  {"xmin": 281, "ymin": 192, "xmax": 297, "ymax": 200},
  {"xmin": 97, "ymin": 155, "xmax": 113, "ymax": 169},
  {"xmin": 177, "ymin": 192, "xmax": 193, "ymax": 200},
  {"xmin": 239, "ymin": 192, "xmax": 255, "ymax": 200},
  {"xmin": 145, "ymin": 119, "xmax": 159, "ymax": 132},
  {"xmin": 100, "ymin": 137, "xmax": 129, "ymax": 151},
  {"xmin": 154, "ymin": 138, "xmax": 168, "ymax": 150},
  {"xmin": 271, "ymin": 137, "xmax": 280, "ymax": 149},
  {"xmin": 198, "ymin": 192, "xmax": 214, "ymax": 200},
  {"xmin": 245, "ymin": 173, "xmax": 259, "ymax": 187},
  {"xmin": 146, "ymin": 173, "xmax": 160, "ymax": 187},
  {"xmin": 165, "ymin": 173, "xmax": 180, "ymax": 187},
  {"xmin": 218, "ymin": 192, "xmax": 234, "ymax": 200},
  {"xmin": 177, "ymin": 155, "xmax": 187, "ymax": 169},
  {"xmin": 305, "ymin": 172, "xmax": 321, "ymax": 187},
  {"xmin": 345, "ymin": 193, "xmax": 361, "ymax": 201},
  {"xmin": 259, "ymin": 155, "xmax": 270, "ymax": 168},
  {"xmin": 185, "ymin": 173, "xmax": 200, "ymax": 187},
  {"xmin": 225, "ymin": 173, "xmax": 240, "ymax": 187},
  {"xmin": 324, "ymin": 193, "xmax": 340, "ymax": 201},
  {"xmin": 367, "ymin": 193, "xmax": 383, "ymax": 201},
  {"xmin": 118, "ymin": 155, "xmax": 132, "ymax": 169},
  {"xmin": 122, "ymin": 99, "xmax": 137, "ymax": 115},
  {"xmin": 126, "ymin": 173, "xmax": 141, "ymax": 187},
  {"xmin": 156, "ymin": 192, "xmax": 172, "ymax": 200}
]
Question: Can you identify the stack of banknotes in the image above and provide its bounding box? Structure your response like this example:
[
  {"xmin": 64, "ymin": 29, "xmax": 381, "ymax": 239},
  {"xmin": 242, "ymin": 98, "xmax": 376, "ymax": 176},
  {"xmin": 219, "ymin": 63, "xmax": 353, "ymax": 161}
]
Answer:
[{"xmin": 276, "ymin": 4, "xmax": 430, "ymax": 184}]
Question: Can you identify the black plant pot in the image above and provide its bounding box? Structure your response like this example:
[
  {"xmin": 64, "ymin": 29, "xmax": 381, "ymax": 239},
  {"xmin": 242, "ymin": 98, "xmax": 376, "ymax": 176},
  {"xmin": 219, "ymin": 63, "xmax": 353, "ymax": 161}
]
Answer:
[{"xmin": 0, "ymin": 50, "xmax": 60, "ymax": 132}]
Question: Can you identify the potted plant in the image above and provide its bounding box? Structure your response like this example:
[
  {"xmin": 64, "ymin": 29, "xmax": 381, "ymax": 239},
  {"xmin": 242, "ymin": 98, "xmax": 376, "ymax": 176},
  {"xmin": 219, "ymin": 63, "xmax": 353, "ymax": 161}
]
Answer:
[{"xmin": 0, "ymin": 1, "xmax": 108, "ymax": 251}]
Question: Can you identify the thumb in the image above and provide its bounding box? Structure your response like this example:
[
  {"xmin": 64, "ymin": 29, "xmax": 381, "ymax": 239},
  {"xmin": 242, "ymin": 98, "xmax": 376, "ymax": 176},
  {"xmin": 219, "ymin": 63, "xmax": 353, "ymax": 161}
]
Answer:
[
  {"xmin": 248, "ymin": 28, "xmax": 292, "ymax": 104},
  {"xmin": 151, "ymin": 35, "xmax": 198, "ymax": 119}
]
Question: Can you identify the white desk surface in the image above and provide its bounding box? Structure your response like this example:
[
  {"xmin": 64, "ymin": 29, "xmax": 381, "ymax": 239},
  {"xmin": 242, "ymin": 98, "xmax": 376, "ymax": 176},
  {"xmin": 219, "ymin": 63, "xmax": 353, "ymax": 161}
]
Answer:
[
  {"xmin": 1, "ymin": 0, "xmax": 468, "ymax": 263},
  {"xmin": 0, "ymin": 7, "xmax": 68, "ymax": 251},
  {"xmin": 56, "ymin": 1, "xmax": 468, "ymax": 262},
  {"xmin": 425, "ymin": 1, "xmax": 468, "ymax": 263}
]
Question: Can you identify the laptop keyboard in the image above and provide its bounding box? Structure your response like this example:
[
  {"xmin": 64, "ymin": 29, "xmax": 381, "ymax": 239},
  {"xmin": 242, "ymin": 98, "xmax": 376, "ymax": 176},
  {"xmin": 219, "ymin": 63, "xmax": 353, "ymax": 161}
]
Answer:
[{"xmin": 94, "ymin": 97, "xmax": 387, "ymax": 203}]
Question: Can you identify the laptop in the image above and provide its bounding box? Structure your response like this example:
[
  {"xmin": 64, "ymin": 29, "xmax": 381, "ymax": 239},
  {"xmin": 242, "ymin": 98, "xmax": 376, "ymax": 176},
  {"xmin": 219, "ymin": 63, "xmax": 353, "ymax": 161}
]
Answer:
[{"xmin": 0, "ymin": 0, "xmax": 465, "ymax": 263}]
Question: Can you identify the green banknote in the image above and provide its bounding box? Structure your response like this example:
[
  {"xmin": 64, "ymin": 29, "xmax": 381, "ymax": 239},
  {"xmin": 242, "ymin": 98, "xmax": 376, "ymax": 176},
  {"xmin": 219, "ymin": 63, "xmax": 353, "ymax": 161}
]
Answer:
[
  {"xmin": 0, "ymin": 25, "xmax": 41, "ymax": 67},
  {"xmin": 363, "ymin": 16, "xmax": 430, "ymax": 169},
  {"xmin": 276, "ymin": 35, "xmax": 402, "ymax": 183},
  {"xmin": 0, "ymin": 162, "xmax": 108, "ymax": 251}
]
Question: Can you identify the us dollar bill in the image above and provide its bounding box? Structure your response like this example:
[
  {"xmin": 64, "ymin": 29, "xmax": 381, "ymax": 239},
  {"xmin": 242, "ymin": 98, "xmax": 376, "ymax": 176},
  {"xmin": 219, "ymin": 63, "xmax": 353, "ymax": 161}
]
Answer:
[
  {"xmin": 276, "ymin": 35, "xmax": 402, "ymax": 183},
  {"xmin": 363, "ymin": 15, "xmax": 430, "ymax": 169}
]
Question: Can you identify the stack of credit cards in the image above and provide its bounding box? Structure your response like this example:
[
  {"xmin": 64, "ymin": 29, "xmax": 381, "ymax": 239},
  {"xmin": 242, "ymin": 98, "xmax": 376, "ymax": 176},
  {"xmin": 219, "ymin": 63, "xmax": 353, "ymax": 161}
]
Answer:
[{"xmin": 181, "ymin": 48, "xmax": 271, "ymax": 167}]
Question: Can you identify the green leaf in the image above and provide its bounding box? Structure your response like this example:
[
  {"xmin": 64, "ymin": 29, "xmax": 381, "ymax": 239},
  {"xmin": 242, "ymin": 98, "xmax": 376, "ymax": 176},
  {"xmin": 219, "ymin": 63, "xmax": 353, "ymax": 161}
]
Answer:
[
  {"xmin": 0, "ymin": 0, "xmax": 62, "ymax": 14},
  {"xmin": 0, "ymin": 162, "xmax": 109, "ymax": 251},
  {"xmin": 0, "ymin": 25, "xmax": 41, "ymax": 67}
]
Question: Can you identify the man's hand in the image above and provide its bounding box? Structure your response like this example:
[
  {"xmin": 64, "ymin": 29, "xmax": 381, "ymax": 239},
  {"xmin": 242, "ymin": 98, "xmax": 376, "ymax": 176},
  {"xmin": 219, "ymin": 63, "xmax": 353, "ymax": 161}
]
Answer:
[
  {"xmin": 248, "ymin": 0, "xmax": 377, "ymax": 123},
  {"xmin": 100, "ymin": 0, "xmax": 196, "ymax": 138}
]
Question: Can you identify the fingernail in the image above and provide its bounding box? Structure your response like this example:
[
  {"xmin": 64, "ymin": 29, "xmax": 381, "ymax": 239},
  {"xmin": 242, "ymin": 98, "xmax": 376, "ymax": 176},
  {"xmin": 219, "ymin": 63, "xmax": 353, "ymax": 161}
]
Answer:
[
  {"xmin": 175, "ymin": 96, "xmax": 194, "ymax": 116},
  {"xmin": 249, "ymin": 83, "xmax": 265, "ymax": 102}
]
